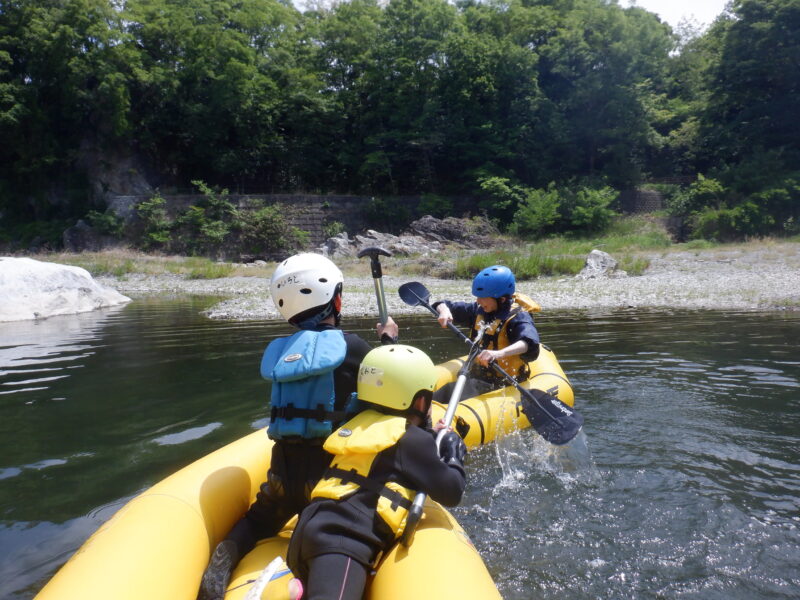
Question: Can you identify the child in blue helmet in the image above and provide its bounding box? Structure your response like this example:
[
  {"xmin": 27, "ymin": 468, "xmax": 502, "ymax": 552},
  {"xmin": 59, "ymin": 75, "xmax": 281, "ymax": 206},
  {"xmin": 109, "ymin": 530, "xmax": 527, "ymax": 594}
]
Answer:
[{"xmin": 432, "ymin": 265, "xmax": 540, "ymax": 400}]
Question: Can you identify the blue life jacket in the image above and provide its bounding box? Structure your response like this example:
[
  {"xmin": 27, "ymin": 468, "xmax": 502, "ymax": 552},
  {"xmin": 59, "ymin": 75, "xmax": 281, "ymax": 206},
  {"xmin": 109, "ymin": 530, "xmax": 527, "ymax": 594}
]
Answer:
[{"xmin": 261, "ymin": 329, "xmax": 348, "ymax": 440}]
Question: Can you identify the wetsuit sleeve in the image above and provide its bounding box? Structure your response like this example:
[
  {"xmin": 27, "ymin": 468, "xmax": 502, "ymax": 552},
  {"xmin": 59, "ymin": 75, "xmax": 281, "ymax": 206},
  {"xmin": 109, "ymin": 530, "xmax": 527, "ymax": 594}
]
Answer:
[
  {"xmin": 333, "ymin": 333, "xmax": 373, "ymax": 411},
  {"xmin": 431, "ymin": 300, "xmax": 478, "ymax": 329},
  {"xmin": 396, "ymin": 427, "xmax": 466, "ymax": 507},
  {"xmin": 506, "ymin": 312, "xmax": 540, "ymax": 361},
  {"xmin": 380, "ymin": 332, "xmax": 398, "ymax": 345}
]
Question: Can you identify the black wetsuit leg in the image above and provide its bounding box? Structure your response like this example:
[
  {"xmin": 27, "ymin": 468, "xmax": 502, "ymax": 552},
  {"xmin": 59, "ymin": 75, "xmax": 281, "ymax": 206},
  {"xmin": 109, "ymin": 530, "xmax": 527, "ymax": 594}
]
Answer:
[
  {"xmin": 304, "ymin": 553, "xmax": 369, "ymax": 600},
  {"xmin": 226, "ymin": 442, "xmax": 331, "ymax": 556}
]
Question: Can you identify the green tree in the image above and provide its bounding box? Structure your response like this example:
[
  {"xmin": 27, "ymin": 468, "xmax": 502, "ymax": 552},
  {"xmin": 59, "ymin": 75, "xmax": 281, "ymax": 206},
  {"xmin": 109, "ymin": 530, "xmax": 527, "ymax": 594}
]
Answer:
[
  {"xmin": 356, "ymin": 0, "xmax": 461, "ymax": 193},
  {"xmin": 0, "ymin": 0, "xmax": 135, "ymax": 220},
  {"xmin": 124, "ymin": 0, "xmax": 309, "ymax": 188},
  {"xmin": 304, "ymin": 0, "xmax": 384, "ymax": 192},
  {"xmin": 702, "ymin": 0, "xmax": 800, "ymax": 169}
]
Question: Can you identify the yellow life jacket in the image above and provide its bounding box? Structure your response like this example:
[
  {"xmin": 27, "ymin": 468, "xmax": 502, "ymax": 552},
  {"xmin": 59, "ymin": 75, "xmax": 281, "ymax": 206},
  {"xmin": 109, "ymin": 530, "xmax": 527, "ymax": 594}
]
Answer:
[
  {"xmin": 471, "ymin": 292, "xmax": 540, "ymax": 381},
  {"xmin": 311, "ymin": 409, "xmax": 416, "ymax": 538}
]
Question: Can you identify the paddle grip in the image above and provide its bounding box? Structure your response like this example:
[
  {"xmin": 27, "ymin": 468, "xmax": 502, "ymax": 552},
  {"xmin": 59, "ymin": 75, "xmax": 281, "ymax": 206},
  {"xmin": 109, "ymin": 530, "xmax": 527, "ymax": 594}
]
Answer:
[
  {"xmin": 369, "ymin": 258, "xmax": 383, "ymax": 279},
  {"xmin": 400, "ymin": 496, "xmax": 425, "ymax": 547},
  {"xmin": 358, "ymin": 247, "xmax": 391, "ymax": 326}
]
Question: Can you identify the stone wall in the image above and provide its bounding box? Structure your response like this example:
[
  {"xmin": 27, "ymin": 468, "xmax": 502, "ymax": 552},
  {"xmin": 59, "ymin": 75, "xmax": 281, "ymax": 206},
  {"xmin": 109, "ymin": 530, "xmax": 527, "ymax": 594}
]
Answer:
[
  {"xmin": 619, "ymin": 189, "xmax": 664, "ymax": 214},
  {"xmin": 110, "ymin": 193, "xmax": 480, "ymax": 244},
  {"xmin": 113, "ymin": 189, "xmax": 674, "ymax": 243}
]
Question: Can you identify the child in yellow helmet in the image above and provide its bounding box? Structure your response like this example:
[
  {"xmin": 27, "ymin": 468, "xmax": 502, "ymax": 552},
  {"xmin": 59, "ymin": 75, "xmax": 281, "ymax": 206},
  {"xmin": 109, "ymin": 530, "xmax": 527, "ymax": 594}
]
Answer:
[
  {"xmin": 198, "ymin": 253, "xmax": 399, "ymax": 600},
  {"xmin": 286, "ymin": 344, "xmax": 468, "ymax": 599}
]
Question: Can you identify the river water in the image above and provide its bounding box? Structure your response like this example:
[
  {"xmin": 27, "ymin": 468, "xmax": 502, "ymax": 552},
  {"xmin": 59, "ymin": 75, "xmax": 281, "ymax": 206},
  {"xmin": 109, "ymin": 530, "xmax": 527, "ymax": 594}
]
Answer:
[{"xmin": 1, "ymin": 300, "xmax": 798, "ymax": 599}]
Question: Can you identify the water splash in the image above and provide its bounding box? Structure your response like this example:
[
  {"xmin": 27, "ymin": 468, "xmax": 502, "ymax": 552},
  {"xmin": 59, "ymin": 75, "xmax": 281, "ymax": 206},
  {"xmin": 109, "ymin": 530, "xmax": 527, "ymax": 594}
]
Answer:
[{"xmin": 492, "ymin": 427, "xmax": 598, "ymax": 492}]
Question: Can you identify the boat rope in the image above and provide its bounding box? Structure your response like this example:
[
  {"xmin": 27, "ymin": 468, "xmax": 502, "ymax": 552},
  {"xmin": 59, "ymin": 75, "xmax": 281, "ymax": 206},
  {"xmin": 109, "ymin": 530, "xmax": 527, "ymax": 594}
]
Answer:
[
  {"xmin": 457, "ymin": 402, "xmax": 486, "ymax": 445},
  {"xmin": 244, "ymin": 556, "xmax": 284, "ymax": 600}
]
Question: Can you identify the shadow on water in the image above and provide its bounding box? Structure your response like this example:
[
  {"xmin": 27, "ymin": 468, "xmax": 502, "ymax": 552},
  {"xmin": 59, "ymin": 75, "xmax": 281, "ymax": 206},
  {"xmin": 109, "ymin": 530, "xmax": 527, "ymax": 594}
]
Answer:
[{"xmin": 1, "ymin": 302, "xmax": 799, "ymax": 599}]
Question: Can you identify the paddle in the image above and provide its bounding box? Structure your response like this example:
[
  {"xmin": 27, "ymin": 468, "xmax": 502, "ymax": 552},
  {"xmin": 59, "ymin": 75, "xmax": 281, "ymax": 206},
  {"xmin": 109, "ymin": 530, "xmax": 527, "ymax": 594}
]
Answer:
[
  {"xmin": 397, "ymin": 281, "xmax": 584, "ymax": 446},
  {"xmin": 400, "ymin": 321, "xmax": 488, "ymax": 547}
]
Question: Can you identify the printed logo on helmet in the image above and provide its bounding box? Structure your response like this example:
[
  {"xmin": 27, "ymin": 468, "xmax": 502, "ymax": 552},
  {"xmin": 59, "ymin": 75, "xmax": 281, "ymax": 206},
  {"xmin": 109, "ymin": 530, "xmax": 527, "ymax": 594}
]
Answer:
[
  {"xmin": 284, "ymin": 353, "xmax": 303, "ymax": 362},
  {"xmin": 275, "ymin": 274, "xmax": 304, "ymax": 289},
  {"xmin": 338, "ymin": 428, "xmax": 352, "ymax": 437},
  {"xmin": 358, "ymin": 365, "xmax": 384, "ymax": 387}
]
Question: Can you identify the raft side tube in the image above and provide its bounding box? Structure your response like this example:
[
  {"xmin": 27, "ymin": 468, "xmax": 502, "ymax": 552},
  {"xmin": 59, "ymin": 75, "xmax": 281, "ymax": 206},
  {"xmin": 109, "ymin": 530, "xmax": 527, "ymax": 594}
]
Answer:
[
  {"xmin": 367, "ymin": 499, "xmax": 502, "ymax": 599},
  {"xmin": 431, "ymin": 345, "xmax": 574, "ymax": 447},
  {"xmin": 35, "ymin": 431, "xmax": 272, "ymax": 600}
]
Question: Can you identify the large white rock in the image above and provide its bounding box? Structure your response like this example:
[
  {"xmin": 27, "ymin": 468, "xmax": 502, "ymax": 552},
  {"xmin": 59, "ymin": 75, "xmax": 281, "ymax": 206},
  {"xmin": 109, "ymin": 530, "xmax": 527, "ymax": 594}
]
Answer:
[
  {"xmin": 576, "ymin": 249, "xmax": 628, "ymax": 280},
  {"xmin": 0, "ymin": 257, "xmax": 131, "ymax": 322}
]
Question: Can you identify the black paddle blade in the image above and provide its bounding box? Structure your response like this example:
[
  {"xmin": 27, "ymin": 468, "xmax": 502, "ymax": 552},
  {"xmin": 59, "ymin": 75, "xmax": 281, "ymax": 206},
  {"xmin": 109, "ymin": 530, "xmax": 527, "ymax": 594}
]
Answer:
[
  {"xmin": 519, "ymin": 389, "xmax": 584, "ymax": 445},
  {"xmin": 398, "ymin": 281, "xmax": 431, "ymax": 307}
]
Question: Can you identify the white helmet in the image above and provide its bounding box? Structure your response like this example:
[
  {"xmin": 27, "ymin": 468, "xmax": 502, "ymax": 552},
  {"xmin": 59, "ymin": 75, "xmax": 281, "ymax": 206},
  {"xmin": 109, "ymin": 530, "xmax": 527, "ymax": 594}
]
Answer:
[{"xmin": 270, "ymin": 253, "xmax": 344, "ymax": 325}]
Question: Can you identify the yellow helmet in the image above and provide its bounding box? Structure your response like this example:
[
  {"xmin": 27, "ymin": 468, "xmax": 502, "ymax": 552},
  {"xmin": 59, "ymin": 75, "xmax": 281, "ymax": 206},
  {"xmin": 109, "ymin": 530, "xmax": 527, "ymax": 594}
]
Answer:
[{"xmin": 357, "ymin": 345, "xmax": 438, "ymax": 411}]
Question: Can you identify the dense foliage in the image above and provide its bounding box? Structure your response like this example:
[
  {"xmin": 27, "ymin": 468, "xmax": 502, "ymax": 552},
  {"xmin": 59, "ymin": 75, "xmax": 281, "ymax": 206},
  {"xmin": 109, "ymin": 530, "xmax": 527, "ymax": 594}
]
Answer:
[
  {"xmin": 126, "ymin": 182, "xmax": 308, "ymax": 258},
  {"xmin": 1, "ymin": 0, "xmax": 798, "ymax": 244}
]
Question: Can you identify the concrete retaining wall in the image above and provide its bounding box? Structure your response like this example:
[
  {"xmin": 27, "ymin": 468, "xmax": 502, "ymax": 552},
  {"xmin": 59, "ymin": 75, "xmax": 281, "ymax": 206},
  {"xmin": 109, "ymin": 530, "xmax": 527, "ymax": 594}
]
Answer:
[
  {"xmin": 111, "ymin": 193, "xmax": 479, "ymax": 244},
  {"xmin": 619, "ymin": 189, "xmax": 664, "ymax": 213}
]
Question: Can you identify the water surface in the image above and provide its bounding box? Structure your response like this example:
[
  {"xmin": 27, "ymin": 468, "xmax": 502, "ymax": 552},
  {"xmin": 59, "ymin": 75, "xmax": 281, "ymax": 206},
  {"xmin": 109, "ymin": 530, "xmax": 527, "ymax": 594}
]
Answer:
[{"xmin": 1, "ymin": 301, "xmax": 798, "ymax": 599}]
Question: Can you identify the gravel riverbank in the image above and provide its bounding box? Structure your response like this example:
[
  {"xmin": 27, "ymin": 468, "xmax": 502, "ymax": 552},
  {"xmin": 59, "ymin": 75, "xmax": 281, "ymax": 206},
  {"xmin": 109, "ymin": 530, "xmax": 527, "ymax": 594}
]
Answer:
[{"xmin": 97, "ymin": 244, "xmax": 800, "ymax": 319}]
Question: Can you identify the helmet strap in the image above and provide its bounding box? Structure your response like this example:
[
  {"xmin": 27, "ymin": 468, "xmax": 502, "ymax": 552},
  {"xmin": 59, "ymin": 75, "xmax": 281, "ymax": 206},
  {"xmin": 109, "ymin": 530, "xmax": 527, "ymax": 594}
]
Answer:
[{"xmin": 295, "ymin": 302, "xmax": 334, "ymax": 330}]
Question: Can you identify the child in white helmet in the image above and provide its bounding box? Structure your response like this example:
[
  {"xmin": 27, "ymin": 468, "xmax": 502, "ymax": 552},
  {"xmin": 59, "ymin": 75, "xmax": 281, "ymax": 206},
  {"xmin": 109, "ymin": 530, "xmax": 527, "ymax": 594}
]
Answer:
[
  {"xmin": 198, "ymin": 253, "xmax": 399, "ymax": 600},
  {"xmin": 287, "ymin": 344, "xmax": 467, "ymax": 599}
]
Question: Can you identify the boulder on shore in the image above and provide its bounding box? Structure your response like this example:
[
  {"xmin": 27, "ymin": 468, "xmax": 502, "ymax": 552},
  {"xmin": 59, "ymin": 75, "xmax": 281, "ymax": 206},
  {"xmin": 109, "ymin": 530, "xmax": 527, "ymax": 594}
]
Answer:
[
  {"xmin": 0, "ymin": 257, "xmax": 131, "ymax": 322},
  {"xmin": 576, "ymin": 249, "xmax": 628, "ymax": 280}
]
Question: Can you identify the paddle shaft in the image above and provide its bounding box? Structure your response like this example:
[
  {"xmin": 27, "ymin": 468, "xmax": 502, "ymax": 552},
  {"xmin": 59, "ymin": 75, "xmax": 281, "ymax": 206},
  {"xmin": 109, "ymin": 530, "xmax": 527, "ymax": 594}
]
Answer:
[
  {"xmin": 372, "ymin": 277, "xmax": 389, "ymax": 325},
  {"xmin": 400, "ymin": 325, "xmax": 485, "ymax": 547},
  {"xmin": 401, "ymin": 369, "xmax": 468, "ymax": 547}
]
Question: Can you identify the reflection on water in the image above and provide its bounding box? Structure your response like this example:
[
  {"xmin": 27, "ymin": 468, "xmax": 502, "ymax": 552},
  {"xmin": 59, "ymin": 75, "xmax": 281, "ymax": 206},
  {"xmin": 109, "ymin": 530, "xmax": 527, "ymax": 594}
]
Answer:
[
  {"xmin": 0, "ymin": 306, "xmax": 126, "ymax": 397},
  {"xmin": 1, "ymin": 302, "xmax": 799, "ymax": 599}
]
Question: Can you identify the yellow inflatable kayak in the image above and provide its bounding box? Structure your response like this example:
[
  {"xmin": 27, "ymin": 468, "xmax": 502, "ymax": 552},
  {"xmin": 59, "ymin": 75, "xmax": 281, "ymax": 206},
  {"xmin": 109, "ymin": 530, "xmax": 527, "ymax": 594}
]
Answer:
[
  {"xmin": 35, "ymin": 349, "xmax": 572, "ymax": 600},
  {"xmin": 431, "ymin": 344, "xmax": 574, "ymax": 448}
]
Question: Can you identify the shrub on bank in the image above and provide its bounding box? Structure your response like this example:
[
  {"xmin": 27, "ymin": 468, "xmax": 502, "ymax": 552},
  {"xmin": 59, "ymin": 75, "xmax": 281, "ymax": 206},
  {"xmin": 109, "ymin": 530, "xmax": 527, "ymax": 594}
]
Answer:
[
  {"xmin": 667, "ymin": 172, "xmax": 800, "ymax": 241},
  {"xmin": 478, "ymin": 177, "xmax": 619, "ymax": 237},
  {"xmin": 126, "ymin": 184, "xmax": 308, "ymax": 259}
]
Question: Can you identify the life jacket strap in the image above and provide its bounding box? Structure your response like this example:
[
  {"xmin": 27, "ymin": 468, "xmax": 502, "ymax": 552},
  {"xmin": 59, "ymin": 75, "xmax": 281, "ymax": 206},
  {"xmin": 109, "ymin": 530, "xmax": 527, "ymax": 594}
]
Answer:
[
  {"xmin": 325, "ymin": 466, "xmax": 413, "ymax": 511},
  {"xmin": 270, "ymin": 405, "xmax": 351, "ymax": 423}
]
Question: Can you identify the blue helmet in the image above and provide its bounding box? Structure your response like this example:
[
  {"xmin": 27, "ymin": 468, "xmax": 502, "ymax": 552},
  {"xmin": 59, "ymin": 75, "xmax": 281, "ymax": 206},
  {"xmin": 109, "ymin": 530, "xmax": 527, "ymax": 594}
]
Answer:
[{"xmin": 471, "ymin": 265, "xmax": 515, "ymax": 298}]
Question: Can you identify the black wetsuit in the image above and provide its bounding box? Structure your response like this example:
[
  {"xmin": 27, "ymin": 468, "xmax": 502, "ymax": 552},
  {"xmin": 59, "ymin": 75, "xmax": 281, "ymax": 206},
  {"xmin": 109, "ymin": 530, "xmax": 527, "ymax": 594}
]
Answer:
[
  {"xmin": 287, "ymin": 425, "xmax": 466, "ymax": 599},
  {"xmin": 224, "ymin": 324, "xmax": 375, "ymax": 557}
]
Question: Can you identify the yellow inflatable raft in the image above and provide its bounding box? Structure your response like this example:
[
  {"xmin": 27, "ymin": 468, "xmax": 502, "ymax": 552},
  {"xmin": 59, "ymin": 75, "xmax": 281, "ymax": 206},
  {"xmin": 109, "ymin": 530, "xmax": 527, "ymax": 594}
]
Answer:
[{"xmin": 35, "ymin": 349, "xmax": 572, "ymax": 600}]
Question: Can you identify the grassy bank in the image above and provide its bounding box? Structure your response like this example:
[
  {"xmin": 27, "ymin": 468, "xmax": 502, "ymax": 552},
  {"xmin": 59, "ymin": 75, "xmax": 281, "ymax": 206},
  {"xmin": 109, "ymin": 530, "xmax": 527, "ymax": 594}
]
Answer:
[{"xmin": 31, "ymin": 216, "xmax": 800, "ymax": 282}]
